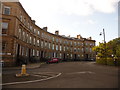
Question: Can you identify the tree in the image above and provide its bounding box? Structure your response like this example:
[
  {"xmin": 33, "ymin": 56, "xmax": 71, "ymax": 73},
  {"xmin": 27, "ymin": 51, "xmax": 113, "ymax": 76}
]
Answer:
[
  {"xmin": 92, "ymin": 42, "xmax": 106, "ymax": 57},
  {"xmin": 93, "ymin": 37, "xmax": 120, "ymax": 58}
]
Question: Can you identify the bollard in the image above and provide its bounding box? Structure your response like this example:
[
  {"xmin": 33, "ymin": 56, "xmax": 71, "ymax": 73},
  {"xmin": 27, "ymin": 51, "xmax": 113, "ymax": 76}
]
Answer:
[
  {"xmin": 21, "ymin": 65, "xmax": 26, "ymax": 74},
  {"xmin": 16, "ymin": 64, "xmax": 29, "ymax": 77}
]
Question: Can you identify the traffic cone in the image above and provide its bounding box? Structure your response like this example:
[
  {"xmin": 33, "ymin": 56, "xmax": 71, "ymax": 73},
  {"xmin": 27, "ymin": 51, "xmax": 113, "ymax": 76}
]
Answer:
[{"xmin": 16, "ymin": 64, "xmax": 29, "ymax": 77}]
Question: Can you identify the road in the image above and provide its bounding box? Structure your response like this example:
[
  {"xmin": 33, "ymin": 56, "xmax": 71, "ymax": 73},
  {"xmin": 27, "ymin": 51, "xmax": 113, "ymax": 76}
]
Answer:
[{"xmin": 2, "ymin": 61, "xmax": 119, "ymax": 88}]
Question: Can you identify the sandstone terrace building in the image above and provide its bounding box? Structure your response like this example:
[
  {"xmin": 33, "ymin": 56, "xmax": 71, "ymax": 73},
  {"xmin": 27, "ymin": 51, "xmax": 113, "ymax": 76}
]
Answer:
[{"xmin": 1, "ymin": 2, "xmax": 96, "ymax": 67}]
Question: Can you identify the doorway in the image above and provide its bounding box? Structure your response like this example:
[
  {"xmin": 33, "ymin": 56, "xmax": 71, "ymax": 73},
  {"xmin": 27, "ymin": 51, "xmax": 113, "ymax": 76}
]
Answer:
[
  {"xmin": 74, "ymin": 54, "xmax": 77, "ymax": 61},
  {"xmin": 85, "ymin": 54, "xmax": 89, "ymax": 60},
  {"xmin": 64, "ymin": 53, "xmax": 66, "ymax": 60}
]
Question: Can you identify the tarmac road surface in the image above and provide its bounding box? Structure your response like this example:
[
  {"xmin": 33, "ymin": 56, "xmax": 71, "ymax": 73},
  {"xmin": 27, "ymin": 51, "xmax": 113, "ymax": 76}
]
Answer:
[{"xmin": 2, "ymin": 61, "xmax": 119, "ymax": 88}]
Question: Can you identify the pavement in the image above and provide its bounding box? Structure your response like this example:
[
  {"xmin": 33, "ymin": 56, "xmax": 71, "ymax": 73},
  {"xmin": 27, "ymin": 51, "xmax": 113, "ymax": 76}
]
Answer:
[{"xmin": 2, "ymin": 62, "xmax": 46, "ymax": 70}]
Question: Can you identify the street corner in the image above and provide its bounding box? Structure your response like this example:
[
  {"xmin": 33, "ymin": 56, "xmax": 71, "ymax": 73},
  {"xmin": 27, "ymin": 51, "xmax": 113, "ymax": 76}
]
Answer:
[{"xmin": 2, "ymin": 72, "xmax": 62, "ymax": 86}]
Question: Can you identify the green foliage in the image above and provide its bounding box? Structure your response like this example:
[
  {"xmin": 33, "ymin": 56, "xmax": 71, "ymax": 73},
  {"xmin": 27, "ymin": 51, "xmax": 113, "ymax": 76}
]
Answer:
[
  {"xmin": 94, "ymin": 37, "xmax": 120, "ymax": 66},
  {"xmin": 116, "ymin": 45, "xmax": 120, "ymax": 57},
  {"xmin": 96, "ymin": 58, "xmax": 106, "ymax": 65},
  {"xmin": 116, "ymin": 59, "xmax": 120, "ymax": 66},
  {"xmin": 106, "ymin": 58, "xmax": 115, "ymax": 66},
  {"xmin": 96, "ymin": 57, "xmax": 120, "ymax": 66},
  {"xmin": 93, "ymin": 37, "xmax": 120, "ymax": 58},
  {"xmin": 107, "ymin": 37, "xmax": 120, "ymax": 57}
]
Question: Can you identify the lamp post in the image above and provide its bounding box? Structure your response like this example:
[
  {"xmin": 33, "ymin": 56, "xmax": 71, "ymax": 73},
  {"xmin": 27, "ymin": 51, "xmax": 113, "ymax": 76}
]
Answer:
[
  {"xmin": 100, "ymin": 28, "xmax": 106, "ymax": 44},
  {"xmin": 100, "ymin": 28, "xmax": 107, "ymax": 64}
]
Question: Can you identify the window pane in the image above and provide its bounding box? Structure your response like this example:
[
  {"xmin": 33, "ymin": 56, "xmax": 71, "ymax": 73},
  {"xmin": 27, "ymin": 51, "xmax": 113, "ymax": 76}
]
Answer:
[
  {"xmin": 2, "ymin": 22, "xmax": 8, "ymax": 29},
  {"xmin": 4, "ymin": 7, "xmax": 10, "ymax": 15}
]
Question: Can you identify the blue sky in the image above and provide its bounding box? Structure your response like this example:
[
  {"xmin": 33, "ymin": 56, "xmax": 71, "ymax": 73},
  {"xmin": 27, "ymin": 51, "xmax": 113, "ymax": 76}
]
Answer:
[{"xmin": 19, "ymin": 0, "xmax": 119, "ymax": 45}]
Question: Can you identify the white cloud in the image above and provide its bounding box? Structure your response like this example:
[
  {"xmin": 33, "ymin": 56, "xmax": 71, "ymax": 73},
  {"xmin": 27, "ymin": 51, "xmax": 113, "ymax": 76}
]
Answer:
[
  {"xmin": 87, "ymin": 20, "xmax": 96, "ymax": 24},
  {"xmin": 20, "ymin": 0, "xmax": 118, "ymax": 17}
]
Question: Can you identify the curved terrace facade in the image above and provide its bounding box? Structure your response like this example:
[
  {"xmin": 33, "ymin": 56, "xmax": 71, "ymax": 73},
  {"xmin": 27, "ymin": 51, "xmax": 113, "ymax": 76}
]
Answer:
[{"xmin": 1, "ymin": 2, "xmax": 96, "ymax": 66}]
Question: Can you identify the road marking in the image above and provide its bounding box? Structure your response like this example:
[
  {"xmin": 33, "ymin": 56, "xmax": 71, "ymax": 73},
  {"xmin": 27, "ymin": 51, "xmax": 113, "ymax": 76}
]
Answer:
[
  {"xmin": 66, "ymin": 71, "xmax": 95, "ymax": 75},
  {"xmin": 1, "ymin": 73, "xmax": 62, "ymax": 86}
]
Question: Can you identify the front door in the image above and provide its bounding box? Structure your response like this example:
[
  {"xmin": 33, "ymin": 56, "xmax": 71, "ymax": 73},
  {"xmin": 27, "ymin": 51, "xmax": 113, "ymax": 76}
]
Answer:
[{"xmin": 85, "ymin": 54, "xmax": 88, "ymax": 60}]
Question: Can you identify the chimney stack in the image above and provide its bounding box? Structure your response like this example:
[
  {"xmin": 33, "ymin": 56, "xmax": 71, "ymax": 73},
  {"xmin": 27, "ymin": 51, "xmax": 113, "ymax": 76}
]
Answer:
[
  {"xmin": 77, "ymin": 34, "xmax": 82, "ymax": 39},
  {"xmin": 32, "ymin": 20, "xmax": 36, "ymax": 24},
  {"xmin": 43, "ymin": 27, "xmax": 47, "ymax": 32},
  {"xmin": 89, "ymin": 37, "xmax": 92, "ymax": 40},
  {"xmin": 55, "ymin": 31, "xmax": 59, "ymax": 35}
]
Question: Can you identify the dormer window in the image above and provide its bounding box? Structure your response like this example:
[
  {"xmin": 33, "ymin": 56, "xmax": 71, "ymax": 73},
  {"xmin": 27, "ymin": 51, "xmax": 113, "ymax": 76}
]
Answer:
[{"xmin": 4, "ymin": 6, "xmax": 10, "ymax": 15}]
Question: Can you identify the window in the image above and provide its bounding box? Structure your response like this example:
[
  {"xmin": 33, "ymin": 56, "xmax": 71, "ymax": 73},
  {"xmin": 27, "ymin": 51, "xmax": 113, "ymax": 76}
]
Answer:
[
  {"xmin": 52, "ymin": 37, "xmax": 54, "ymax": 41},
  {"xmin": 56, "ymin": 45, "xmax": 58, "ymax": 51},
  {"xmin": 26, "ymin": 34, "xmax": 29, "ymax": 43},
  {"xmin": 28, "ymin": 22, "xmax": 30, "ymax": 28},
  {"xmin": 49, "ymin": 36, "xmax": 51, "ymax": 40},
  {"xmin": 60, "ymin": 53, "xmax": 62, "ymax": 59},
  {"xmin": 4, "ymin": 6, "xmax": 10, "ymax": 15},
  {"xmin": 78, "ymin": 42, "xmax": 80, "ymax": 46},
  {"xmin": 74, "ymin": 42, "xmax": 76, "ymax": 46},
  {"xmin": 34, "ymin": 29, "xmax": 36, "ymax": 34},
  {"xmin": 59, "ymin": 39, "xmax": 61, "ymax": 43},
  {"xmin": 82, "ymin": 43, "xmax": 83, "ymax": 46},
  {"xmin": 52, "ymin": 44, "xmax": 54, "ymax": 50},
  {"xmin": 82, "ymin": 48, "xmax": 84, "ymax": 52},
  {"xmin": 33, "ymin": 38, "xmax": 36, "ymax": 45},
  {"xmin": 18, "ymin": 28, "xmax": 21, "ymax": 39},
  {"xmin": 38, "ymin": 30, "xmax": 40, "ymax": 35},
  {"xmin": 20, "ymin": 15, "xmax": 22, "ymax": 22},
  {"xmin": 65, "ymin": 41, "xmax": 66, "ymax": 44},
  {"xmin": 22, "ymin": 31, "xmax": 25, "ymax": 41},
  {"xmin": 71, "ymin": 54, "xmax": 73, "ymax": 58},
  {"xmin": 30, "ymin": 36, "xmax": 32, "ymax": 44},
  {"xmin": 86, "ymin": 48, "xmax": 88, "ymax": 52},
  {"xmin": 37, "ymin": 51, "xmax": 39, "ymax": 56},
  {"xmin": 26, "ymin": 48, "xmax": 28, "ymax": 56},
  {"xmin": 64, "ymin": 46, "xmax": 65, "ymax": 51},
  {"xmin": 78, "ymin": 48, "xmax": 80, "ymax": 52},
  {"xmin": 67, "ymin": 47, "xmax": 69, "ymax": 51},
  {"xmin": 49, "ymin": 43, "xmax": 51, "ymax": 49},
  {"xmin": 22, "ymin": 47, "xmax": 24, "ymax": 56},
  {"xmin": 67, "ymin": 41, "xmax": 69, "ymax": 45},
  {"xmin": 90, "ymin": 43, "xmax": 92, "ymax": 46},
  {"xmin": 45, "ymin": 42, "xmax": 47, "ymax": 48},
  {"xmin": 19, "ymin": 45, "xmax": 21, "ymax": 55},
  {"xmin": 2, "ymin": 42, "xmax": 7, "ymax": 50},
  {"xmin": 30, "ymin": 26, "xmax": 32, "ymax": 31},
  {"xmin": 37, "ymin": 40, "xmax": 39, "ymax": 46},
  {"xmin": 74, "ymin": 48, "xmax": 77, "ymax": 52},
  {"xmin": 60, "ymin": 46, "xmax": 62, "ymax": 51},
  {"xmin": 23, "ymin": 18, "xmax": 26, "ymax": 25},
  {"xmin": 90, "ymin": 48, "xmax": 92, "ymax": 52},
  {"xmin": 42, "ymin": 33, "xmax": 44, "ymax": 37},
  {"xmin": 56, "ymin": 38, "xmax": 58, "ymax": 42},
  {"xmin": 70, "ymin": 48, "xmax": 72, "ymax": 52},
  {"xmin": 41, "ymin": 41, "xmax": 43, "ymax": 48},
  {"xmin": 33, "ymin": 49, "xmax": 35, "ymax": 56},
  {"xmin": 2, "ymin": 22, "xmax": 8, "ymax": 34},
  {"xmin": 82, "ymin": 54, "xmax": 84, "ymax": 57}
]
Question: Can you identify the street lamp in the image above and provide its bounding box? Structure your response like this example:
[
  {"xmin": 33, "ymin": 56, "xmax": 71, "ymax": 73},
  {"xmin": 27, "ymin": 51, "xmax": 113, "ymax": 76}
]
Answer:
[
  {"xmin": 100, "ymin": 28, "xmax": 106, "ymax": 44},
  {"xmin": 100, "ymin": 28, "xmax": 107, "ymax": 64}
]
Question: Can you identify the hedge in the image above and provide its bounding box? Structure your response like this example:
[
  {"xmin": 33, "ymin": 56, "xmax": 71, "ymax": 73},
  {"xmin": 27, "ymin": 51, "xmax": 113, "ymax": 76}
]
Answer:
[{"xmin": 96, "ymin": 57, "xmax": 120, "ymax": 66}]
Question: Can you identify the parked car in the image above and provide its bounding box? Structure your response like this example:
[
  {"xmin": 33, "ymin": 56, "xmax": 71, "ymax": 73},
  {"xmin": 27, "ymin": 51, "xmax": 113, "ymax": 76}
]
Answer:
[{"xmin": 46, "ymin": 58, "xmax": 59, "ymax": 64}]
